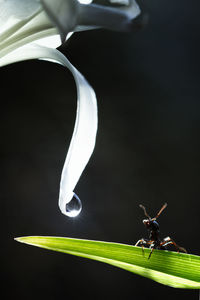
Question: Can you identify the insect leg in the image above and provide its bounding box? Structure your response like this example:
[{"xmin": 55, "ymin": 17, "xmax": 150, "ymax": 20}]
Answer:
[
  {"xmin": 135, "ymin": 238, "xmax": 152, "ymax": 247},
  {"xmin": 135, "ymin": 239, "xmax": 144, "ymax": 247},
  {"xmin": 135, "ymin": 239, "xmax": 154, "ymax": 257},
  {"xmin": 161, "ymin": 237, "xmax": 187, "ymax": 253},
  {"xmin": 148, "ymin": 247, "xmax": 154, "ymax": 259},
  {"xmin": 135, "ymin": 239, "xmax": 145, "ymax": 255}
]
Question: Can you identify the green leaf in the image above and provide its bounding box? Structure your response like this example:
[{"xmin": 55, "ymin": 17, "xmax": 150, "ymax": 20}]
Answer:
[{"xmin": 15, "ymin": 236, "xmax": 200, "ymax": 289}]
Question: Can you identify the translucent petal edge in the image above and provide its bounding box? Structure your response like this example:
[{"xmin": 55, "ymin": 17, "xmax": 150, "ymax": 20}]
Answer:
[{"xmin": 0, "ymin": 44, "xmax": 98, "ymax": 216}]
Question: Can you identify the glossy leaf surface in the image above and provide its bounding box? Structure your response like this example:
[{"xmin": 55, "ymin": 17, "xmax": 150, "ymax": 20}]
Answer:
[{"xmin": 15, "ymin": 236, "xmax": 200, "ymax": 289}]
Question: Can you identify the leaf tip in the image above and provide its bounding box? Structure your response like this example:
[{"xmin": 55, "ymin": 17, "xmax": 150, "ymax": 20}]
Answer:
[
  {"xmin": 14, "ymin": 236, "xmax": 35, "ymax": 245},
  {"xmin": 14, "ymin": 236, "xmax": 26, "ymax": 243}
]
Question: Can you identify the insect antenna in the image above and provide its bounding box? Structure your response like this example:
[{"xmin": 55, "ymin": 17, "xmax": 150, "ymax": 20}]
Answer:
[
  {"xmin": 153, "ymin": 203, "xmax": 167, "ymax": 220},
  {"xmin": 139, "ymin": 204, "xmax": 151, "ymax": 219}
]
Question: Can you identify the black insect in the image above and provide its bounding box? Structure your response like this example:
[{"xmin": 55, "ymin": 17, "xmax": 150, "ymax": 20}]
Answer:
[{"xmin": 135, "ymin": 203, "xmax": 187, "ymax": 259}]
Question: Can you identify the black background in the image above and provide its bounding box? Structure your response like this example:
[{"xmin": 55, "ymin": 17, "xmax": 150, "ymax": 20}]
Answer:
[{"xmin": 1, "ymin": 0, "xmax": 200, "ymax": 299}]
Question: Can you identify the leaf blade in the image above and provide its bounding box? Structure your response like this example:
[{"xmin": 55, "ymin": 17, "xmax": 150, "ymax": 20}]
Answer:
[{"xmin": 15, "ymin": 236, "xmax": 200, "ymax": 289}]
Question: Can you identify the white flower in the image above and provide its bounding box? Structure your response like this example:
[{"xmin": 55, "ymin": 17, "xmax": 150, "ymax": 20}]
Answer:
[{"xmin": 0, "ymin": 0, "xmax": 141, "ymax": 217}]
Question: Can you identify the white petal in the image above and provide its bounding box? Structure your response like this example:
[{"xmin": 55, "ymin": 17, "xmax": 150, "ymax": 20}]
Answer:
[
  {"xmin": 109, "ymin": 0, "xmax": 129, "ymax": 5},
  {"xmin": 40, "ymin": 0, "xmax": 79, "ymax": 43},
  {"xmin": 0, "ymin": 0, "xmax": 41, "ymax": 36},
  {"xmin": 0, "ymin": 45, "xmax": 98, "ymax": 217},
  {"xmin": 40, "ymin": 0, "xmax": 140, "ymax": 43},
  {"xmin": 0, "ymin": 9, "xmax": 61, "ymax": 58},
  {"xmin": 78, "ymin": 0, "xmax": 140, "ymax": 31},
  {"xmin": 78, "ymin": 0, "xmax": 93, "ymax": 4}
]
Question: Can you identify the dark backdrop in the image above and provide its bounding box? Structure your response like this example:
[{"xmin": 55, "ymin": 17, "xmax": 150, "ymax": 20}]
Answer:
[{"xmin": 1, "ymin": 0, "xmax": 200, "ymax": 299}]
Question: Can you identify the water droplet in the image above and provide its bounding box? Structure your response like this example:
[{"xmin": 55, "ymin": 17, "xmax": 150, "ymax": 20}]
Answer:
[{"xmin": 65, "ymin": 193, "xmax": 82, "ymax": 217}]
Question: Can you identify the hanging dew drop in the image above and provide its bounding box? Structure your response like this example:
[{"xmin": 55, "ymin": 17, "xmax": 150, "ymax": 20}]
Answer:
[{"xmin": 65, "ymin": 193, "xmax": 82, "ymax": 217}]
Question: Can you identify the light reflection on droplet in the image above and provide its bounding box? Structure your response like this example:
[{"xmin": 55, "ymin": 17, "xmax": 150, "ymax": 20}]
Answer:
[{"xmin": 65, "ymin": 193, "xmax": 82, "ymax": 217}]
